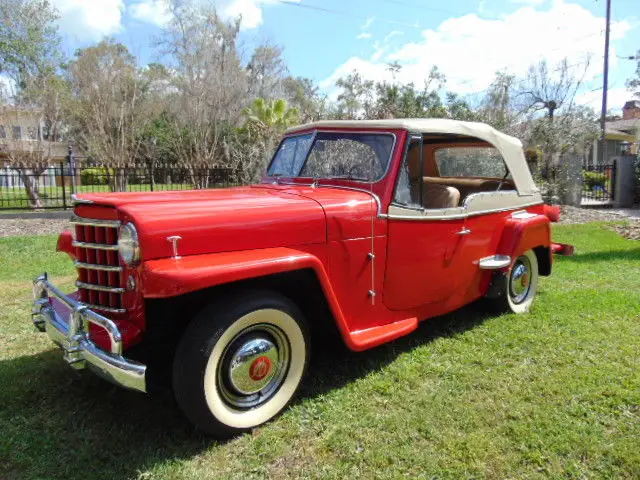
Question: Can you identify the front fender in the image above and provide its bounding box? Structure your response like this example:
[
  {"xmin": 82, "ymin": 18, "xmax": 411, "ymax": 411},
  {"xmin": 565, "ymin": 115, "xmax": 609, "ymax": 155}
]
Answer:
[
  {"xmin": 140, "ymin": 247, "xmax": 327, "ymax": 298},
  {"xmin": 140, "ymin": 247, "xmax": 359, "ymax": 350}
]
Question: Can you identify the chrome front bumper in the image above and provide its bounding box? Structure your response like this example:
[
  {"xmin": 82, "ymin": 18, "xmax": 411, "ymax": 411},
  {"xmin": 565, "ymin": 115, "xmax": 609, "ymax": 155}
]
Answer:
[{"xmin": 32, "ymin": 273, "xmax": 147, "ymax": 393}]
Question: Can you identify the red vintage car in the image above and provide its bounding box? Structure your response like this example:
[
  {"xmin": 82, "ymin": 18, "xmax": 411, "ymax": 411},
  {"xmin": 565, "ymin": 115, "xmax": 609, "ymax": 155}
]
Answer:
[{"xmin": 32, "ymin": 119, "xmax": 571, "ymax": 437}]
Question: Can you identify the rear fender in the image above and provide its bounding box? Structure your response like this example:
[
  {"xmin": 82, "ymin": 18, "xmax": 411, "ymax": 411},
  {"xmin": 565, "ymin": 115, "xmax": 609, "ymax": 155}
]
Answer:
[
  {"xmin": 496, "ymin": 213, "xmax": 552, "ymax": 271},
  {"xmin": 141, "ymin": 247, "xmax": 359, "ymax": 350}
]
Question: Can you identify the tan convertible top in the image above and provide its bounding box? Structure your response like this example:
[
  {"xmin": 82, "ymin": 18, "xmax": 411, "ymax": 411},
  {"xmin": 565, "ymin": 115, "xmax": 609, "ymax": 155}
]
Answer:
[{"xmin": 286, "ymin": 119, "xmax": 539, "ymax": 196}]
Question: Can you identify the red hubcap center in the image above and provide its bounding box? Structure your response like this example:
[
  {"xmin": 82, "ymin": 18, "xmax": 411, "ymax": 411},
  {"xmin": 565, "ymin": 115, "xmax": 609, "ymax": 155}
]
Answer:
[{"xmin": 249, "ymin": 356, "xmax": 272, "ymax": 381}]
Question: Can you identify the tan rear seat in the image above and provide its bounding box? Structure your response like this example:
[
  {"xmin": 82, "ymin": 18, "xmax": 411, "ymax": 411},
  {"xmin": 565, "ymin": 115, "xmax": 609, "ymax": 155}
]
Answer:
[{"xmin": 423, "ymin": 177, "xmax": 514, "ymax": 204}]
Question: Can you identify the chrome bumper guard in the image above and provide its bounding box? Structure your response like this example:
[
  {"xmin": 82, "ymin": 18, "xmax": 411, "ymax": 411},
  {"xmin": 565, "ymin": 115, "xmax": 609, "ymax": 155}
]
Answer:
[{"xmin": 32, "ymin": 273, "xmax": 147, "ymax": 393}]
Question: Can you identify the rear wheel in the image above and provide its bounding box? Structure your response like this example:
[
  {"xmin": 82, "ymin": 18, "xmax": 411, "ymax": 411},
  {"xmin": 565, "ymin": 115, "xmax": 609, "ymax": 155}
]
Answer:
[
  {"xmin": 487, "ymin": 250, "xmax": 539, "ymax": 314},
  {"xmin": 173, "ymin": 291, "xmax": 309, "ymax": 438}
]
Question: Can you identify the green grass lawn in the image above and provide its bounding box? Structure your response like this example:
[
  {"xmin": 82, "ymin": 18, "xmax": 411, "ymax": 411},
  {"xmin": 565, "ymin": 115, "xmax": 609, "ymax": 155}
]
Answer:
[{"xmin": 0, "ymin": 223, "xmax": 638, "ymax": 479}]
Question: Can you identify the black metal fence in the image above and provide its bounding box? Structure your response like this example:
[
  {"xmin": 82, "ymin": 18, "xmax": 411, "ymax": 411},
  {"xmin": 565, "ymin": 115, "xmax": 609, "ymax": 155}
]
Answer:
[
  {"xmin": 582, "ymin": 162, "xmax": 616, "ymax": 204},
  {"xmin": 0, "ymin": 162, "xmax": 240, "ymax": 210}
]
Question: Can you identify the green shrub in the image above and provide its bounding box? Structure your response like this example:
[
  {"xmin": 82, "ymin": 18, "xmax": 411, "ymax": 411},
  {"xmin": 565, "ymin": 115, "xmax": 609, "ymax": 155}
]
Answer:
[
  {"xmin": 584, "ymin": 171, "xmax": 607, "ymax": 190},
  {"xmin": 81, "ymin": 167, "xmax": 110, "ymax": 185}
]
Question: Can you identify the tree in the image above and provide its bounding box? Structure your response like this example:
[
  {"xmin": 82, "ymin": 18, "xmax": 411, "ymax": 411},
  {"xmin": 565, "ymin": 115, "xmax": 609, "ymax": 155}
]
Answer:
[
  {"xmin": 480, "ymin": 71, "xmax": 516, "ymax": 133},
  {"xmin": 233, "ymin": 98, "xmax": 299, "ymax": 183},
  {"xmin": 514, "ymin": 58, "xmax": 592, "ymax": 179},
  {"xmin": 516, "ymin": 58, "xmax": 587, "ymax": 121},
  {"xmin": 0, "ymin": 0, "xmax": 66, "ymax": 207},
  {"xmin": 445, "ymin": 93, "xmax": 478, "ymax": 121},
  {"xmin": 335, "ymin": 71, "xmax": 374, "ymax": 119},
  {"xmin": 0, "ymin": 0, "xmax": 61, "ymax": 92},
  {"xmin": 247, "ymin": 43, "xmax": 288, "ymax": 100},
  {"xmin": 282, "ymin": 76, "xmax": 325, "ymax": 123},
  {"xmin": 66, "ymin": 39, "xmax": 153, "ymax": 191},
  {"xmin": 626, "ymin": 49, "xmax": 640, "ymax": 99},
  {"xmin": 158, "ymin": 1, "xmax": 247, "ymax": 187},
  {"xmin": 243, "ymin": 98, "xmax": 299, "ymax": 133}
]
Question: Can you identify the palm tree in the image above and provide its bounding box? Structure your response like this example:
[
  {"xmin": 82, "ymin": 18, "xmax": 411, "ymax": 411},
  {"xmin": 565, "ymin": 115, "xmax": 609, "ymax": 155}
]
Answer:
[{"xmin": 242, "ymin": 98, "xmax": 299, "ymax": 133}]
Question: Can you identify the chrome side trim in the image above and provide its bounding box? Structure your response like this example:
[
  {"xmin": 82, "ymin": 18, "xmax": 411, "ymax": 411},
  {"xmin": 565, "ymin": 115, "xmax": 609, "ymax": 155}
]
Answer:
[
  {"xmin": 70, "ymin": 215, "xmax": 121, "ymax": 228},
  {"xmin": 71, "ymin": 194, "xmax": 94, "ymax": 205},
  {"xmin": 72, "ymin": 241, "xmax": 119, "ymax": 251},
  {"xmin": 31, "ymin": 273, "xmax": 146, "ymax": 393},
  {"xmin": 74, "ymin": 261, "xmax": 122, "ymax": 272},
  {"xmin": 83, "ymin": 303, "xmax": 126, "ymax": 314},
  {"xmin": 75, "ymin": 281, "xmax": 124, "ymax": 294},
  {"xmin": 479, "ymin": 255, "xmax": 512, "ymax": 269},
  {"xmin": 384, "ymin": 200, "xmax": 544, "ymax": 221}
]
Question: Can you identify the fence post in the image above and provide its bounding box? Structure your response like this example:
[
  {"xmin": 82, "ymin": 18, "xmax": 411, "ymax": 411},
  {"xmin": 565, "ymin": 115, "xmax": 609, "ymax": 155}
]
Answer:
[
  {"xmin": 60, "ymin": 162, "xmax": 67, "ymax": 210},
  {"xmin": 613, "ymin": 155, "xmax": 636, "ymax": 208},
  {"xmin": 149, "ymin": 162, "xmax": 154, "ymax": 192}
]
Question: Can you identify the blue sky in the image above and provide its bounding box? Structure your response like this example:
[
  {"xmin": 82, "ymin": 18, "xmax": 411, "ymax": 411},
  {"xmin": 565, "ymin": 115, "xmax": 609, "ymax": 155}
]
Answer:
[{"xmin": 52, "ymin": 0, "xmax": 639, "ymax": 112}]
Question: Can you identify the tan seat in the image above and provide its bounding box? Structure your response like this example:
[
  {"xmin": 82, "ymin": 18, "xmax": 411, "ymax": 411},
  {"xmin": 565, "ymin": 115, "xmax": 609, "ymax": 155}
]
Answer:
[
  {"xmin": 422, "ymin": 183, "xmax": 460, "ymax": 209},
  {"xmin": 423, "ymin": 176, "xmax": 514, "ymax": 203}
]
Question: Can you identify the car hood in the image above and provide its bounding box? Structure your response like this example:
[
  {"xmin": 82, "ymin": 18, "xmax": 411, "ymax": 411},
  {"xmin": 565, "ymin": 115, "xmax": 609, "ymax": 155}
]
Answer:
[
  {"xmin": 76, "ymin": 184, "xmax": 378, "ymax": 260},
  {"xmin": 76, "ymin": 186, "xmax": 325, "ymax": 261}
]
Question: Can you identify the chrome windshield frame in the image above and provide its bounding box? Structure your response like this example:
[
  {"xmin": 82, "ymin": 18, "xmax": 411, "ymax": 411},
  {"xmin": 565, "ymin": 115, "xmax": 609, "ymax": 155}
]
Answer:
[{"xmin": 264, "ymin": 129, "xmax": 398, "ymax": 185}]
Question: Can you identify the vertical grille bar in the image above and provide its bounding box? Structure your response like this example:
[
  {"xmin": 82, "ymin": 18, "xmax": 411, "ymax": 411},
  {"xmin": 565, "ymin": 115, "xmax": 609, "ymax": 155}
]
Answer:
[{"xmin": 71, "ymin": 215, "xmax": 125, "ymax": 313}]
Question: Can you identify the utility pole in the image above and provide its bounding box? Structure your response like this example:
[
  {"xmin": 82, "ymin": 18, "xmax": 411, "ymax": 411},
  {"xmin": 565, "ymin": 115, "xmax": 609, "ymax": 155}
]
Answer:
[{"xmin": 600, "ymin": 0, "xmax": 611, "ymax": 144}]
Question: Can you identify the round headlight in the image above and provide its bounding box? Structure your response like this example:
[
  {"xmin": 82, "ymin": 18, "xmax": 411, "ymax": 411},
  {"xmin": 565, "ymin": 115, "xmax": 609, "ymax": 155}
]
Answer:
[{"xmin": 118, "ymin": 223, "xmax": 140, "ymax": 265}]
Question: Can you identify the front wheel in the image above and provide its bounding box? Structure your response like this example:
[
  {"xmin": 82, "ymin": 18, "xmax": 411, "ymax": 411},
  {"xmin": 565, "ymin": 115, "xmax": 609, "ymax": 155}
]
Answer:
[
  {"xmin": 173, "ymin": 291, "xmax": 309, "ymax": 438},
  {"xmin": 487, "ymin": 250, "xmax": 539, "ymax": 314}
]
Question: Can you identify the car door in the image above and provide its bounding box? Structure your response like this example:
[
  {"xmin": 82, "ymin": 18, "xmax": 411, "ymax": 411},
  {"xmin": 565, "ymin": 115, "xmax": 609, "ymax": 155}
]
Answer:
[{"xmin": 382, "ymin": 135, "xmax": 487, "ymax": 311}]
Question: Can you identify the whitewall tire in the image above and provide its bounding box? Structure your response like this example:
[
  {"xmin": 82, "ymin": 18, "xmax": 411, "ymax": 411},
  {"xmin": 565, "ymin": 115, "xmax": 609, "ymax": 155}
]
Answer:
[
  {"xmin": 173, "ymin": 291, "xmax": 309, "ymax": 438},
  {"xmin": 487, "ymin": 250, "xmax": 539, "ymax": 314}
]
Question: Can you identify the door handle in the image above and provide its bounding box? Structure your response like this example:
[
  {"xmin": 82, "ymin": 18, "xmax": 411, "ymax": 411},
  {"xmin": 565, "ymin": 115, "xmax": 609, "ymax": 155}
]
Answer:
[{"xmin": 456, "ymin": 227, "xmax": 472, "ymax": 236}]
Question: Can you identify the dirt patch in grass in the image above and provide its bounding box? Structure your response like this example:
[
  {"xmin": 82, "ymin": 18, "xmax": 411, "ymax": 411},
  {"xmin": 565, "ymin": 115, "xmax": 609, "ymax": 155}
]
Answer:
[
  {"xmin": 610, "ymin": 223, "xmax": 640, "ymax": 241},
  {"xmin": 0, "ymin": 219, "xmax": 71, "ymax": 237},
  {"xmin": 558, "ymin": 205, "xmax": 635, "ymax": 224}
]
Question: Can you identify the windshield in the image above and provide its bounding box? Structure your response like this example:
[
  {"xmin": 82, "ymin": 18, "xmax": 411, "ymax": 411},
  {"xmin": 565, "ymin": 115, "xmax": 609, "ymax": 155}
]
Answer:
[{"xmin": 267, "ymin": 132, "xmax": 394, "ymax": 182}]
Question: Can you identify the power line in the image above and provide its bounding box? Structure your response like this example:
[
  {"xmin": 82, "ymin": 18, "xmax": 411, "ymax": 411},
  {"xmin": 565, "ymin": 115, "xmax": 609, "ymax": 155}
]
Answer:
[
  {"xmin": 378, "ymin": 0, "xmax": 461, "ymax": 17},
  {"xmin": 272, "ymin": 0, "xmax": 423, "ymax": 30}
]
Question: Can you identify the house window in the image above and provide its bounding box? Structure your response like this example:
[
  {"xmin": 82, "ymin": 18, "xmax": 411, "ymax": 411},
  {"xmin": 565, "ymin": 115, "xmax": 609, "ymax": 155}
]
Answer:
[
  {"xmin": 12, "ymin": 126, "xmax": 21, "ymax": 140},
  {"xmin": 0, "ymin": 125, "xmax": 5, "ymax": 139}
]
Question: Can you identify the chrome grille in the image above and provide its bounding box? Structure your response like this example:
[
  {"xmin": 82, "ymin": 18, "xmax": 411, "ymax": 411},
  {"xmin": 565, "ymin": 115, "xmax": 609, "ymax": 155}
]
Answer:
[{"xmin": 71, "ymin": 215, "xmax": 125, "ymax": 313}]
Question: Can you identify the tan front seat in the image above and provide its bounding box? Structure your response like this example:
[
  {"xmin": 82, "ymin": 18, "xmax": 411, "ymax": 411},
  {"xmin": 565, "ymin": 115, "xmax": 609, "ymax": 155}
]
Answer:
[{"xmin": 423, "ymin": 183, "xmax": 461, "ymax": 209}]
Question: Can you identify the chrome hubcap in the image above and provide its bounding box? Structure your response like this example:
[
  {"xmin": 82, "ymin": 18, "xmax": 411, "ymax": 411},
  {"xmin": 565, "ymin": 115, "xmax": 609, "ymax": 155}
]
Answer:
[
  {"xmin": 509, "ymin": 256, "xmax": 531, "ymax": 304},
  {"xmin": 218, "ymin": 324, "xmax": 290, "ymax": 409},
  {"xmin": 229, "ymin": 338, "xmax": 278, "ymax": 395}
]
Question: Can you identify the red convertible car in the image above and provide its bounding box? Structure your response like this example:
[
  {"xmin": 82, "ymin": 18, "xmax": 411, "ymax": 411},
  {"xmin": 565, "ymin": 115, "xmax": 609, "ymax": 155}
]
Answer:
[{"xmin": 32, "ymin": 119, "xmax": 571, "ymax": 437}]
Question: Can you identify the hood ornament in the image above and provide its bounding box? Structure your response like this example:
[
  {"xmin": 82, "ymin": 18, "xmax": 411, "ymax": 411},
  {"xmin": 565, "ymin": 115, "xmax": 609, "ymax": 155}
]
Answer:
[{"xmin": 167, "ymin": 235, "xmax": 182, "ymax": 259}]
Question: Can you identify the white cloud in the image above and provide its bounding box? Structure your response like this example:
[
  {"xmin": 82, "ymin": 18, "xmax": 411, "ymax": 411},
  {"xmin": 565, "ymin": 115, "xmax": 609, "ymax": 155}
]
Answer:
[
  {"xmin": 361, "ymin": 17, "xmax": 375, "ymax": 30},
  {"xmin": 356, "ymin": 16, "xmax": 375, "ymax": 40},
  {"xmin": 576, "ymin": 87, "xmax": 635, "ymax": 113},
  {"xmin": 126, "ymin": 0, "xmax": 298, "ymax": 30},
  {"xmin": 384, "ymin": 30, "xmax": 403, "ymax": 42},
  {"xmin": 221, "ymin": 0, "xmax": 300, "ymax": 30},
  {"xmin": 129, "ymin": 0, "xmax": 171, "ymax": 26},
  {"xmin": 51, "ymin": 0, "xmax": 124, "ymax": 40},
  {"xmin": 321, "ymin": 1, "xmax": 634, "ymax": 98}
]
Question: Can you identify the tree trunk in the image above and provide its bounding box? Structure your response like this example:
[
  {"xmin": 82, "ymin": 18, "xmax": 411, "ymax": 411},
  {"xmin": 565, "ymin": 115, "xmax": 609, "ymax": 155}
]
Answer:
[{"xmin": 19, "ymin": 168, "xmax": 43, "ymax": 209}]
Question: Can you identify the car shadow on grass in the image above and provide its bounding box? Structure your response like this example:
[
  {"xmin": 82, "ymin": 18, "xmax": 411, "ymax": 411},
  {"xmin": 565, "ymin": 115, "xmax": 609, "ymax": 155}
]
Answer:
[
  {"xmin": 301, "ymin": 303, "xmax": 494, "ymax": 400},
  {"xmin": 0, "ymin": 304, "xmax": 494, "ymax": 479}
]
